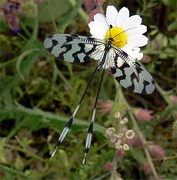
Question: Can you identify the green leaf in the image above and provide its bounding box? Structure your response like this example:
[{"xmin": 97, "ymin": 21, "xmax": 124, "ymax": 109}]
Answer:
[
  {"xmin": 57, "ymin": 0, "xmax": 83, "ymax": 33},
  {"xmin": 10, "ymin": 102, "xmax": 106, "ymax": 133},
  {"xmin": 15, "ymin": 112, "xmax": 25, "ymax": 128},
  {"xmin": 129, "ymin": 148, "xmax": 146, "ymax": 164},
  {"xmin": 28, "ymin": 114, "xmax": 42, "ymax": 131},
  {"xmin": 38, "ymin": 0, "xmax": 71, "ymax": 23}
]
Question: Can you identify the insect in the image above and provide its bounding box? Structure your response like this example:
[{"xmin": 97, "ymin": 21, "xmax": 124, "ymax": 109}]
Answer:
[{"xmin": 44, "ymin": 27, "xmax": 155, "ymax": 164}]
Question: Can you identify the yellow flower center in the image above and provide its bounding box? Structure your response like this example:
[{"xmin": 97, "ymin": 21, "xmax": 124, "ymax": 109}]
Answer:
[{"xmin": 105, "ymin": 27, "xmax": 127, "ymax": 48}]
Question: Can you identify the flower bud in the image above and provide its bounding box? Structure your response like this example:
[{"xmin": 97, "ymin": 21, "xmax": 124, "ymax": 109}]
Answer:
[
  {"xmin": 98, "ymin": 100, "xmax": 113, "ymax": 115},
  {"xmin": 84, "ymin": 0, "xmax": 95, "ymax": 12},
  {"xmin": 169, "ymin": 95, "xmax": 177, "ymax": 104},
  {"xmin": 126, "ymin": 137, "xmax": 143, "ymax": 148},
  {"xmin": 135, "ymin": 109, "xmax": 154, "ymax": 122},
  {"xmin": 103, "ymin": 162, "xmax": 113, "ymax": 170},
  {"xmin": 117, "ymin": 149, "xmax": 125, "ymax": 158},
  {"xmin": 144, "ymin": 163, "xmax": 151, "ymax": 174},
  {"xmin": 95, "ymin": 0, "xmax": 104, "ymax": 6},
  {"xmin": 141, "ymin": 55, "xmax": 151, "ymax": 63},
  {"xmin": 149, "ymin": 145, "xmax": 166, "ymax": 159}
]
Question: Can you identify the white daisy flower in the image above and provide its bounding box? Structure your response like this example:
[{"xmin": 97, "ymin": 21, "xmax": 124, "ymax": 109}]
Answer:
[{"xmin": 88, "ymin": 5, "xmax": 148, "ymax": 68}]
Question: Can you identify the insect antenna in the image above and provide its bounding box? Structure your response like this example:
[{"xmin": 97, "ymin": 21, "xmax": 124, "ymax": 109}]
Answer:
[
  {"xmin": 51, "ymin": 66, "xmax": 99, "ymax": 157},
  {"xmin": 112, "ymin": 26, "xmax": 138, "ymax": 40},
  {"xmin": 82, "ymin": 69, "xmax": 105, "ymax": 164}
]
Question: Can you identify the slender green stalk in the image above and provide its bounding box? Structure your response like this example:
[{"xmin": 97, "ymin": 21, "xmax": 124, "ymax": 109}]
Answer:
[
  {"xmin": 19, "ymin": 20, "xmax": 31, "ymax": 38},
  {"xmin": 3, "ymin": 144, "xmax": 45, "ymax": 162},
  {"xmin": 6, "ymin": 120, "xmax": 25, "ymax": 140},
  {"xmin": 0, "ymin": 57, "xmax": 17, "ymax": 68},
  {"xmin": 110, "ymin": 149, "xmax": 119, "ymax": 179},
  {"xmin": 155, "ymin": 82, "xmax": 172, "ymax": 106},
  {"xmin": 0, "ymin": 164, "xmax": 34, "ymax": 179},
  {"xmin": 53, "ymin": 62, "xmax": 73, "ymax": 90},
  {"xmin": 16, "ymin": 48, "xmax": 40, "ymax": 81},
  {"xmin": 32, "ymin": 4, "xmax": 39, "ymax": 40},
  {"xmin": 47, "ymin": 0, "xmax": 57, "ymax": 32},
  {"xmin": 68, "ymin": 0, "xmax": 88, "ymax": 22}
]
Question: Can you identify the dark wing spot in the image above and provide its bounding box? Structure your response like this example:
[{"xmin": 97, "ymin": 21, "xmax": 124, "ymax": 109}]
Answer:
[
  {"xmin": 46, "ymin": 39, "xmax": 58, "ymax": 53},
  {"xmin": 59, "ymin": 44, "xmax": 72, "ymax": 60},
  {"xmin": 111, "ymin": 67, "xmax": 116, "ymax": 74}
]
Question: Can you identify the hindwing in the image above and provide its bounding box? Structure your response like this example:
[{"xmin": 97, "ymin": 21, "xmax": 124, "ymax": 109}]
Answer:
[{"xmin": 110, "ymin": 48, "xmax": 155, "ymax": 94}]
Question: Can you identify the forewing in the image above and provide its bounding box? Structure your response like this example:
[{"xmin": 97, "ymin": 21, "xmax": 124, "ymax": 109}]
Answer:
[
  {"xmin": 44, "ymin": 34, "xmax": 104, "ymax": 63},
  {"xmin": 110, "ymin": 48, "xmax": 155, "ymax": 94}
]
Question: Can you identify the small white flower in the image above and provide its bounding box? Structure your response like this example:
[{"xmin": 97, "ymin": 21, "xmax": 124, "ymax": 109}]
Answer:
[
  {"xmin": 115, "ymin": 144, "xmax": 123, "ymax": 150},
  {"xmin": 125, "ymin": 130, "xmax": 135, "ymax": 139},
  {"xmin": 110, "ymin": 134, "xmax": 120, "ymax": 143},
  {"xmin": 120, "ymin": 118, "xmax": 128, "ymax": 125},
  {"xmin": 123, "ymin": 143, "xmax": 129, "ymax": 151},
  {"xmin": 88, "ymin": 5, "xmax": 148, "ymax": 68},
  {"xmin": 105, "ymin": 127, "xmax": 116, "ymax": 137},
  {"xmin": 114, "ymin": 112, "xmax": 120, "ymax": 118}
]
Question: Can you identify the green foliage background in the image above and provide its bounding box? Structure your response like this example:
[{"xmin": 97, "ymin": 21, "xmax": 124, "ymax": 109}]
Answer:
[{"xmin": 0, "ymin": 0, "xmax": 177, "ymax": 179}]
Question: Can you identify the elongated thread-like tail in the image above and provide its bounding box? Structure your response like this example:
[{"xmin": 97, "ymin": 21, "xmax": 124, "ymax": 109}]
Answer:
[
  {"xmin": 51, "ymin": 66, "xmax": 99, "ymax": 157},
  {"xmin": 82, "ymin": 70, "xmax": 105, "ymax": 164}
]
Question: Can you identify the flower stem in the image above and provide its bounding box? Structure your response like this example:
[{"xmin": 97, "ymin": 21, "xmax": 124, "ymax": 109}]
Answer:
[
  {"xmin": 114, "ymin": 80, "xmax": 158, "ymax": 179},
  {"xmin": 47, "ymin": 0, "xmax": 57, "ymax": 32},
  {"xmin": 68, "ymin": 0, "xmax": 88, "ymax": 22},
  {"xmin": 110, "ymin": 149, "xmax": 118, "ymax": 180},
  {"xmin": 155, "ymin": 82, "xmax": 172, "ymax": 106}
]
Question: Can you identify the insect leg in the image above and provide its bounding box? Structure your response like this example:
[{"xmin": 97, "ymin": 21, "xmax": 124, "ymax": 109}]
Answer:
[
  {"xmin": 82, "ymin": 69, "xmax": 105, "ymax": 164},
  {"xmin": 51, "ymin": 66, "xmax": 99, "ymax": 157}
]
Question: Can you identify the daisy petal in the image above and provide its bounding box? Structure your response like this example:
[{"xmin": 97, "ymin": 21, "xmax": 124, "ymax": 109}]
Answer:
[
  {"xmin": 90, "ymin": 28, "xmax": 106, "ymax": 39},
  {"xmin": 89, "ymin": 23, "xmax": 108, "ymax": 39},
  {"xmin": 89, "ymin": 20, "xmax": 108, "ymax": 39},
  {"xmin": 126, "ymin": 25, "xmax": 147, "ymax": 36},
  {"xmin": 116, "ymin": 7, "xmax": 130, "ymax": 28},
  {"xmin": 106, "ymin": 5, "xmax": 118, "ymax": 27},
  {"xmin": 122, "ymin": 15, "xmax": 142, "ymax": 30},
  {"xmin": 122, "ymin": 44, "xmax": 143, "ymax": 60},
  {"xmin": 127, "ymin": 34, "xmax": 148, "ymax": 47},
  {"xmin": 94, "ymin": 14, "xmax": 109, "ymax": 30}
]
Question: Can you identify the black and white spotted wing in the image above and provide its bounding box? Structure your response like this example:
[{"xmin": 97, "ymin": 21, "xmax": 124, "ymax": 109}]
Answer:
[
  {"xmin": 44, "ymin": 34, "xmax": 105, "ymax": 63},
  {"xmin": 110, "ymin": 47, "xmax": 155, "ymax": 94},
  {"xmin": 44, "ymin": 34, "xmax": 155, "ymax": 94}
]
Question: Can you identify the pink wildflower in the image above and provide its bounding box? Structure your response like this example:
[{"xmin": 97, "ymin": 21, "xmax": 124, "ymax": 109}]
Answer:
[
  {"xmin": 3, "ymin": 7, "xmax": 19, "ymax": 34},
  {"xmin": 117, "ymin": 149, "xmax": 125, "ymax": 158},
  {"xmin": 149, "ymin": 145, "xmax": 166, "ymax": 159},
  {"xmin": 95, "ymin": 0, "xmax": 104, "ymax": 6},
  {"xmin": 89, "ymin": 9, "xmax": 100, "ymax": 22},
  {"xmin": 169, "ymin": 95, "xmax": 177, "ymax": 104},
  {"xmin": 144, "ymin": 163, "xmax": 166, "ymax": 178},
  {"xmin": 141, "ymin": 55, "xmax": 151, "ymax": 63},
  {"xmin": 126, "ymin": 137, "xmax": 143, "ymax": 148},
  {"xmin": 144, "ymin": 163, "xmax": 152, "ymax": 174},
  {"xmin": 84, "ymin": 0, "xmax": 96, "ymax": 12},
  {"xmin": 135, "ymin": 109, "xmax": 154, "ymax": 122},
  {"xmin": 103, "ymin": 162, "xmax": 113, "ymax": 170},
  {"xmin": 98, "ymin": 100, "xmax": 113, "ymax": 115}
]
